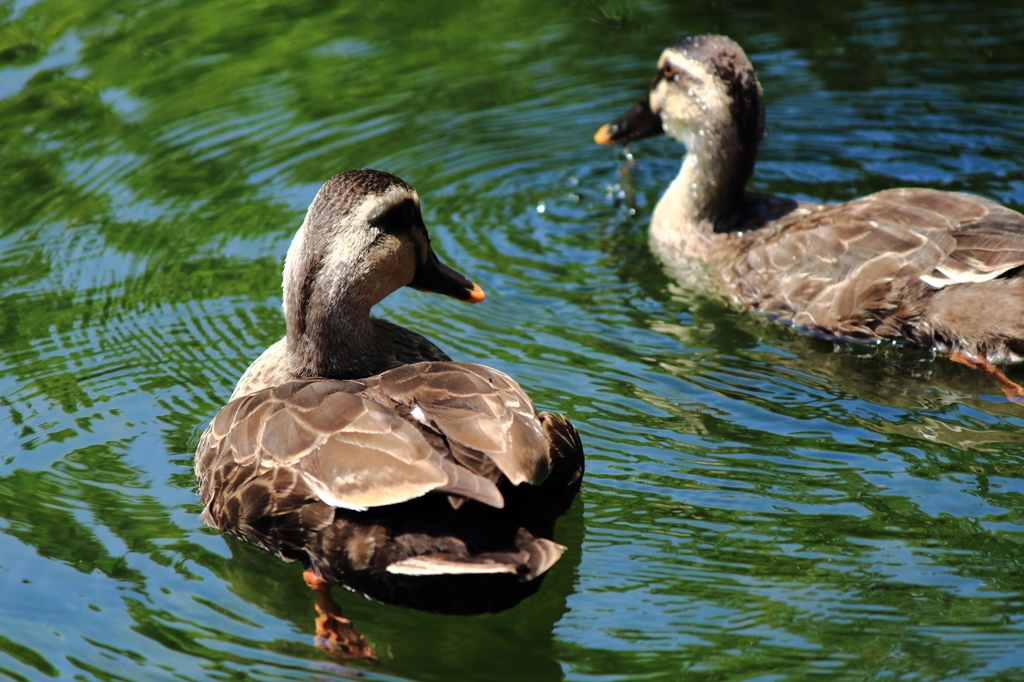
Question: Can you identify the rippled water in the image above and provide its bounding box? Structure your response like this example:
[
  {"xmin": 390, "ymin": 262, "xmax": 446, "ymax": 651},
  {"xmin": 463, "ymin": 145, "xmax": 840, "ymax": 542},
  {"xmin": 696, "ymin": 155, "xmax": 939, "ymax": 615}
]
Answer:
[{"xmin": 3, "ymin": 1, "xmax": 1024, "ymax": 680}]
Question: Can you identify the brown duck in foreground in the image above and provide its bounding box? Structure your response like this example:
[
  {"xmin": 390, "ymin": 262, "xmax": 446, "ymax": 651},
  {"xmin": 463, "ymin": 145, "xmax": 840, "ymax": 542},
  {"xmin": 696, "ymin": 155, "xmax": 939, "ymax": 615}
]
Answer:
[
  {"xmin": 195, "ymin": 170, "xmax": 584, "ymax": 658},
  {"xmin": 595, "ymin": 34, "xmax": 1024, "ymax": 400}
]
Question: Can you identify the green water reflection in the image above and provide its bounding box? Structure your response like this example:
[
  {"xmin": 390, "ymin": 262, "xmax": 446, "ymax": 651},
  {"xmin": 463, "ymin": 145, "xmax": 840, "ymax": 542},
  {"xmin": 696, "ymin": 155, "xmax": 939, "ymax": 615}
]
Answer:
[{"xmin": 2, "ymin": 0, "xmax": 1023, "ymax": 680}]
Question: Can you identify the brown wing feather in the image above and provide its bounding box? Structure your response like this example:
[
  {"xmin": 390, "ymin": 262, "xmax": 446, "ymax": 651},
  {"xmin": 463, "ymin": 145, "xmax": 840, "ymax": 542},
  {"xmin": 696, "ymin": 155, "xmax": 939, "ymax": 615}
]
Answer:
[
  {"xmin": 725, "ymin": 188, "xmax": 1024, "ymax": 342},
  {"xmin": 372, "ymin": 362, "xmax": 552, "ymax": 487},
  {"xmin": 196, "ymin": 362, "xmax": 563, "ymax": 523},
  {"xmin": 196, "ymin": 377, "xmax": 506, "ymax": 521}
]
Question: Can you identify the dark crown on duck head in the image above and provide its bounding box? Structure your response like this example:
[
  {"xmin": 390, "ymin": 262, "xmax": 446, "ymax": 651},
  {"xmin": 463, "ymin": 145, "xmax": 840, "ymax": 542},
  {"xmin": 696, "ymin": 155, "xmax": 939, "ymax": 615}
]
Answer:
[
  {"xmin": 304, "ymin": 169, "xmax": 416, "ymax": 230},
  {"xmin": 294, "ymin": 170, "xmax": 422, "ymax": 275}
]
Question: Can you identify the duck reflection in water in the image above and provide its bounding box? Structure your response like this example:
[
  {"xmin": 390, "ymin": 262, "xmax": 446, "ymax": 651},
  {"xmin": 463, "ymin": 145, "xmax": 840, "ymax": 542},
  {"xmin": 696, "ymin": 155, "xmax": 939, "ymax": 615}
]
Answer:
[
  {"xmin": 194, "ymin": 170, "xmax": 584, "ymax": 658},
  {"xmin": 596, "ymin": 34, "xmax": 1024, "ymax": 402}
]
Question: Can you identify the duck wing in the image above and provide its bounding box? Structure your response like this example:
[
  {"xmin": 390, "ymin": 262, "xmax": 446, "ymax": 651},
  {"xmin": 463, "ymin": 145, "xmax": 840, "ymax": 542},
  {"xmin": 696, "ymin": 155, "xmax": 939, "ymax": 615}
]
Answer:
[
  {"xmin": 368, "ymin": 362, "xmax": 552, "ymax": 487},
  {"xmin": 195, "ymin": 377, "xmax": 507, "ymax": 527},
  {"xmin": 728, "ymin": 188, "xmax": 1024, "ymax": 339}
]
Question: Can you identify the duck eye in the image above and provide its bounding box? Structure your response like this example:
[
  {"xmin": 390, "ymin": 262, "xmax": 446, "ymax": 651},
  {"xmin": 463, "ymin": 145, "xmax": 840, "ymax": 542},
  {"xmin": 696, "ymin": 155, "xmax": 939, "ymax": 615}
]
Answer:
[{"xmin": 661, "ymin": 64, "xmax": 680, "ymax": 82}]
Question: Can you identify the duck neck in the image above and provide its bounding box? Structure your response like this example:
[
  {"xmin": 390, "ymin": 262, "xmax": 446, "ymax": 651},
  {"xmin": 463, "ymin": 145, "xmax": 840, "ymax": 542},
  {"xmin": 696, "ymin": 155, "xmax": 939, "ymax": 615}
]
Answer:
[
  {"xmin": 281, "ymin": 223, "xmax": 387, "ymax": 380},
  {"xmin": 650, "ymin": 122, "xmax": 751, "ymax": 262},
  {"xmin": 286, "ymin": 275, "xmax": 382, "ymax": 380}
]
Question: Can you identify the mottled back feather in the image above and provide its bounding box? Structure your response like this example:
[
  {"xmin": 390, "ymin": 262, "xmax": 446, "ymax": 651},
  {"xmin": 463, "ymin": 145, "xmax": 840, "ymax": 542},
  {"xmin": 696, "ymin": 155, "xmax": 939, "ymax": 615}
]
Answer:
[
  {"xmin": 716, "ymin": 188, "xmax": 1024, "ymax": 360},
  {"xmin": 196, "ymin": 362, "xmax": 554, "ymax": 518}
]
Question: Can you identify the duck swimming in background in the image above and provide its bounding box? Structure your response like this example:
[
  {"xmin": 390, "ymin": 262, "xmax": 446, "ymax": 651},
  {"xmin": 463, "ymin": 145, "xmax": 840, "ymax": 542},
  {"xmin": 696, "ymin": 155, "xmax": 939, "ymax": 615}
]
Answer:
[
  {"xmin": 595, "ymin": 34, "xmax": 1024, "ymax": 400},
  {"xmin": 195, "ymin": 170, "xmax": 584, "ymax": 658}
]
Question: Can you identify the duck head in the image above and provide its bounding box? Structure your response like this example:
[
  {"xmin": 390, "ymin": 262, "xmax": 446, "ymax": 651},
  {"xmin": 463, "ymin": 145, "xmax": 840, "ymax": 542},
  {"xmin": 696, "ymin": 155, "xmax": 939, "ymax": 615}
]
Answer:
[
  {"xmin": 595, "ymin": 35, "xmax": 763, "ymax": 151},
  {"xmin": 595, "ymin": 35, "xmax": 765, "ymax": 229},
  {"xmin": 282, "ymin": 169, "xmax": 484, "ymax": 347}
]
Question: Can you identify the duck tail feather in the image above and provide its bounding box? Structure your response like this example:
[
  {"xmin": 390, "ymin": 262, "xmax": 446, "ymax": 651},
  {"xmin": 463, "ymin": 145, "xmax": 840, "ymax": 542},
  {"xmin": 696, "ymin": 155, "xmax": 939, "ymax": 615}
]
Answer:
[
  {"xmin": 384, "ymin": 529, "xmax": 565, "ymax": 580},
  {"xmin": 385, "ymin": 555, "xmax": 520, "ymax": 576},
  {"xmin": 515, "ymin": 528, "xmax": 566, "ymax": 580}
]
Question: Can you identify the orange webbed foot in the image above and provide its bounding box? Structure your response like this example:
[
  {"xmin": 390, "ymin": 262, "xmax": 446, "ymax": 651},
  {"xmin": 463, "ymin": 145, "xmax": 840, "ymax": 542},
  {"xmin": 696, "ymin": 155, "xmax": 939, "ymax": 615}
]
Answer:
[
  {"xmin": 303, "ymin": 570, "xmax": 376, "ymax": 660},
  {"xmin": 949, "ymin": 353, "xmax": 1024, "ymax": 405}
]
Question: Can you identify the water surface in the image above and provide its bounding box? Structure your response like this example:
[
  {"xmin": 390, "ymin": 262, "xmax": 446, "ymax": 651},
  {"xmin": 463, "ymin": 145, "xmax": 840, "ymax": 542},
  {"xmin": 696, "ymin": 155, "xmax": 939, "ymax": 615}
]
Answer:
[{"xmin": 2, "ymin": 1, "xmax": 1024, "ymax": 680}]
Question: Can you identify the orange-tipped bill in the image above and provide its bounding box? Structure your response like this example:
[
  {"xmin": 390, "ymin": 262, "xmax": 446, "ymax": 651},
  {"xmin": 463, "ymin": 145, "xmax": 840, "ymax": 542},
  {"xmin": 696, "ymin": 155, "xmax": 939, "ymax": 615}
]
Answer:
[
  {"xmin": 410, "ymin": 249, "xmax": 487, "ymax": 303},
  {"xmin": 594, "ymin": 123, "xmax": 615, "ymax": 145},
  {"xmin": 594, "ymin": 98, "xmax": 664, "ymax": 146}
]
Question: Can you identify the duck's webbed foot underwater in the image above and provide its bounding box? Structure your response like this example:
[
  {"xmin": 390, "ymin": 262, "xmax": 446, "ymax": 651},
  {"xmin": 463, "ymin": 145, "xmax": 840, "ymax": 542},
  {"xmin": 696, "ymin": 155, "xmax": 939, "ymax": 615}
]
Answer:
[
  {"xmin": 949, "ymin": 353, "xmax": 1024, "ymax": 405},
  {"xmin": 303, "ymin": 570, "xmax": 377, "ymax": 660}
]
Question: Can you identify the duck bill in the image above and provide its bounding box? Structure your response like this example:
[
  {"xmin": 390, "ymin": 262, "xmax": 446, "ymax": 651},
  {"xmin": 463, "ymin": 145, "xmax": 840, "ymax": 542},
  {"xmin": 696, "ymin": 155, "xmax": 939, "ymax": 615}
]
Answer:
[
  {"xmin": 594, "ymin": 98, "xmax": 664, "ymax": 145},
  {"xmin": 410, "ymin": 249, "xmax": 486, "ymax": 303}
]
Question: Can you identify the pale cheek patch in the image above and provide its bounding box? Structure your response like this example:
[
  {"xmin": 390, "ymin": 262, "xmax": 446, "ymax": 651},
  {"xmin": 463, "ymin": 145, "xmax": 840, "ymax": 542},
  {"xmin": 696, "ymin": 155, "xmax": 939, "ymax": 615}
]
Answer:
[{"xmin": 653, "ymin": 56, "xmax": 732, "ymax": 145}]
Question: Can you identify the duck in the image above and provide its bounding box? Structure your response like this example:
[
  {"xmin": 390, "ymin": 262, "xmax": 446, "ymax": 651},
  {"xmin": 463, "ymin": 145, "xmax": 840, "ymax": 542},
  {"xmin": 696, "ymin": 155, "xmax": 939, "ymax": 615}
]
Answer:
[
  {"xmin": 194, "ymin": 169, "xmax": 584, "ymax": 658},
  {"xmin": 595, "ymin": 34, "xmax": 1024, "ymax": 399}
]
